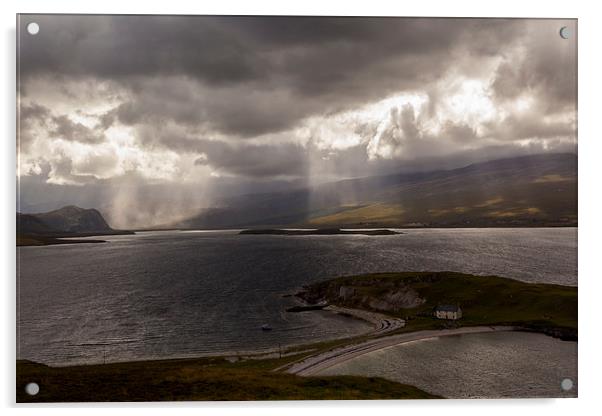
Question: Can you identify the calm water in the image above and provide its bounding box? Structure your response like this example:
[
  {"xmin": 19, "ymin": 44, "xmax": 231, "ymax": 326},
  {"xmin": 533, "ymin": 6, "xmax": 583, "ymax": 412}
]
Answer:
[
  {"xmin": 17, "ymin": 228, "xmax": 576, "ymax": 365},
  {"xmin": 319, "ymin": 331, "xmax": 578, "ymax": 399}
]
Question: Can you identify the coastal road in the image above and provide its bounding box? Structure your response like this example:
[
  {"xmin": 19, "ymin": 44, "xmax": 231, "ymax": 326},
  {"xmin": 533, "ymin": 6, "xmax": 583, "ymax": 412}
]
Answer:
[{"xmin": 286, "ymin": 326, "xmax": 516, "ymax": 376}]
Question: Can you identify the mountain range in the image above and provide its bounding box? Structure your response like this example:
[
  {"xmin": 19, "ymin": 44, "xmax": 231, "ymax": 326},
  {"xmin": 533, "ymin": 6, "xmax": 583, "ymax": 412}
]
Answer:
[
  {"xmin": 17, "ymin": 153, "xmax": 578, "ymax": 235},
  {"xmin": 175, "ymin": 153, "xmax": 577, "ymax": 229}
]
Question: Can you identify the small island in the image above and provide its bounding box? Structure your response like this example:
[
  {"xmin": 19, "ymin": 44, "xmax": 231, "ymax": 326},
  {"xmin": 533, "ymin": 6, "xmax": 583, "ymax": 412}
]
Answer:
[
  {"xmin": 239, "ymin": 228, "xmax": 402, "ymax": 236},
  {"xmin": 17, "ymin": 235, "xmax": 109, "ymax": 246}
]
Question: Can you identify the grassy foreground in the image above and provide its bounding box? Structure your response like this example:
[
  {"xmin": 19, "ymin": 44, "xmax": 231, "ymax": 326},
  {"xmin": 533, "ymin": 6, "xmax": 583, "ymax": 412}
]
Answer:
[{"xmin": 16, "ymin": 358, "xmax": 438, "ymax": 402}]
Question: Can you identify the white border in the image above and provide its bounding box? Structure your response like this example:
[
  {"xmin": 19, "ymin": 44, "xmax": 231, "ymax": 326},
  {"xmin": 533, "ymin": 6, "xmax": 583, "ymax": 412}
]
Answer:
[{"xmin": 2, "ymin": 0, "xmax": 601, "ymax": 415}]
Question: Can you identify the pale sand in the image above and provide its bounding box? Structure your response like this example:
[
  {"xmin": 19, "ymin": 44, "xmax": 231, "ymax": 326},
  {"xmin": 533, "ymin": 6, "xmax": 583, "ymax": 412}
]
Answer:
[{"xmin": 286, "ymin": 325, "xmax": 517, "ymax": 376}]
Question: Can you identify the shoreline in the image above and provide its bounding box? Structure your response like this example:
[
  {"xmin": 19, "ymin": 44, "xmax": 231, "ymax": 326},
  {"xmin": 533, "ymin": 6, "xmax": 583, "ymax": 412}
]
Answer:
[
  {"xmin": 19, "ymin": 325, "xmax": 570, "ymax": 374},
  {"xmin": 16, "ymin": 230, "xmax": 134, "ymax": 247},
  {"xmin": 18, "ymin": 324, "xmax": 574, "ymax": 371},
  {"xmin": 17, "ymin": 272, "xmax": 577, "ymax": 394},
  {"xmin": 285, "ymin": 326, "xmax": 519, "ymax": 376},
  {"xmin": 18, "ymin": 305, "xmax": 393, "ymax": 368},
  {"xmin": 239, "ymin": 228, "xmax": 402, "ymax": 236},
  {"xmin": 324, "ymin": 305, "xmax": 406, "ymax": 334},
  {"xmin": 120, "ymin": 226, "xmax": 577, "ymax": 233},
  {"xmin": 17, "ymin": 236, "xmax": 108, "ymax": 247},
  {"xmin": 19, "ymin": 269, "xmax": 577, "ymax": 368}
]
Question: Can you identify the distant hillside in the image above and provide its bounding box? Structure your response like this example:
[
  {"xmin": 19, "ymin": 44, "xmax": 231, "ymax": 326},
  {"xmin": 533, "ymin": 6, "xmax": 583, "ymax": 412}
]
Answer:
[
  {"xmin": 18, "ymin": 206, "xmax": 115, "ymax": 235},
  {"xmin": 16, "ymin": 213, "xmax": 55, "ymax": 234},
  {"xmin": 177, "ymin": 153, "xmax": 577, "ymax": 228}
]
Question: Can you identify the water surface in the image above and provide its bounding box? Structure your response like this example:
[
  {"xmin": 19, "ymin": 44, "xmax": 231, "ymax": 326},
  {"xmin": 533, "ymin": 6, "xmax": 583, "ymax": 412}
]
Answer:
[
  {"xmin": 17, "ymin": 228, "xmax": 577, "ymax": 365},
  {"xmin": 319, "ymin": 331, "xmax": 577, "ymax": 398}
]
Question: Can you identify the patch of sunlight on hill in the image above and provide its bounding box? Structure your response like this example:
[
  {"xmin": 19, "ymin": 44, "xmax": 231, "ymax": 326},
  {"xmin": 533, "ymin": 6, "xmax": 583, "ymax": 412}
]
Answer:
[
  {"xmin": 428, "ymin": 206, "xmax": 470, "ymax": 217},
  {"xmin": 309, "ymin": 203, "xmax": 405, "ymax": 226},
  {"xmin": 474, "ymin": 197, "xmax": 504, "ymax": 208},
  {"xmin": 488, "ymin": 207, "xmax": 542, "ymax": 218},
  {"xmin": 533, "ymin": 174, "xmax": 573, "ymax": 184}
]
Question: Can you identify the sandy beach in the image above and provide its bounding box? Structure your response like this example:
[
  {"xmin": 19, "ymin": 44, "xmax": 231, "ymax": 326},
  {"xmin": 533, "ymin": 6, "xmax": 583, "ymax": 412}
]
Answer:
[
  {"xmin": 324, "ymin": 305, "xmax": 406, "ymax": 334},
  {"xmin": 286, "ymin": 326, "xmax": 517, "ymax": 376}
]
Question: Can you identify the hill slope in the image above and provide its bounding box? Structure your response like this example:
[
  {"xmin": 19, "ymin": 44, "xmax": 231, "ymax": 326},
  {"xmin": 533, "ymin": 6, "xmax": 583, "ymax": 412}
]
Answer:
[
  {"xmin": 18, "ymin": 205, "xmax": 113, "ymax": 235},
  {"xmin": 177, "ymin": 153, "xmax": 577, "ymax": 228},
  {"xmin": 32, "ymin": 205, "xmax": 113, "ymax": 233}
]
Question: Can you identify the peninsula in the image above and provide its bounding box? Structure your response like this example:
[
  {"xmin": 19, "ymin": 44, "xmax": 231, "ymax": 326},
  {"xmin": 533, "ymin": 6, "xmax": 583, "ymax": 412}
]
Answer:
[{"xmin": 16, "ymin": 271, "xmax": 576, "ymax": 402}]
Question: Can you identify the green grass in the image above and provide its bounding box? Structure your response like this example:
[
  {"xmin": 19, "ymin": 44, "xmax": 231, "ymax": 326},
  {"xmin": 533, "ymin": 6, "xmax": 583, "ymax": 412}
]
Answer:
[
  {"xmin": 302, "ymin": 271, "xmax": 577, "ymax": 336},
  {"xmin": 16, "ymin": 358, "xmax": 439, "ymax": 402}
]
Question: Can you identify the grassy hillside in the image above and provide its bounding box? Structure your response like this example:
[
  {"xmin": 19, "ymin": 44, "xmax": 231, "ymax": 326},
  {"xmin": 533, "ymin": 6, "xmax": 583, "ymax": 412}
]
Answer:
[
  {"xmin": 309, "ymin": 203, "xmax": 406, "ymax": 226},
  {"xmin": 298, "ymin": 272, "xmax": 577, "ymax": 338},
  {"xmin": 177, "ymin": 153, "xmax": 577, "ymax": 229},
  {"xmin": 17, "ymin": 206, "xmax": 133, "ymax": 246},
  {"xmin": 21, "ymin": 205, "xmax": 112, "ymax": 234},
  {"xmin": 16, "ymin": 358, "xmax": 439, "ymax": 402},
  {"xmin": 308, "ymin": 154, "xmax": 577, "ymax": 227}
]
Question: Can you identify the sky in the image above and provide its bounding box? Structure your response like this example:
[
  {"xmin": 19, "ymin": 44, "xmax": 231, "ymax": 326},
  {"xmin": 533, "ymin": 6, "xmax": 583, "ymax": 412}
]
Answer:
[{"xmin": 17, "ymin": 15, "xmax": 577, "ymax": 227}]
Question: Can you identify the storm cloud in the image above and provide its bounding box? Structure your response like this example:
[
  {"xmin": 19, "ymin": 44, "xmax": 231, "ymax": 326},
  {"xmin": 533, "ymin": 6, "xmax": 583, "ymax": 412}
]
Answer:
[{"xmin": 17, "ymin": 15, "xmax": 577, "ymax": 227}]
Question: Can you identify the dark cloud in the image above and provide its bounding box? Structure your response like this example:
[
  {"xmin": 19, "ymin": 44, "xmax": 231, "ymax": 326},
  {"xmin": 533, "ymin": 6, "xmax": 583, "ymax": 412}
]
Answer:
[
  {"xmin": 19, "ymin": 15, "xmax": 263, "ymax": 85},
  {"xmin": 490, "ymin": 20, "xmax": 577, "ymax": 113},
  {"xmin": 20, "ymin": 102, "xmax": 50, "ymax": 122},
  {"xmin": 17, "ymin": 16, "xmax": 577, "ymax": 227},
  {"xmin": 19, "ymin": 101, "xmax": 110, "ymax": 146},
  {"xmin": 50, "ymin": 114, "xmax": 106, "ymax": 144},
  {"xmin": 195, "ymin": 141, "xmax": 309, "ymax": 178},
  {"xmin": 19, "ymin": 15, "xmax": 529, "ymax": 138},
  {"xmin": 111, "ymin": 79, "xmax": 312, "ymax": 138},
  {"xmin": 18, "ymin": 102, "xmax": 51, "ymax": 150},
  {"xmin": 133, "ymin": 122, "xmax": 309, "ymax": 178},
  {"xmin": 19, "ymin": 16, "xmax": 516, "ymax": 82}
]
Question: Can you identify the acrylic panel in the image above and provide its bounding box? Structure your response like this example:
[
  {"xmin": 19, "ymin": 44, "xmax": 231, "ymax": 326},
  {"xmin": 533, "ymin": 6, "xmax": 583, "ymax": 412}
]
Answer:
[{"xmin": 16, "ymin": 14, "xmax": 577, "ymax": 402}]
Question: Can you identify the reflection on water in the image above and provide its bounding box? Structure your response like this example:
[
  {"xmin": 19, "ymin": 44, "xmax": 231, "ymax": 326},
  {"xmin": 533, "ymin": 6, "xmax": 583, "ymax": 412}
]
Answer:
[
  {"xmin": 319, "ymin": 331, "xmax": 577, "ymax": 398},
  {"xmin": 17, "ymin": 228, "xmax": 577, "ymax": 365}
]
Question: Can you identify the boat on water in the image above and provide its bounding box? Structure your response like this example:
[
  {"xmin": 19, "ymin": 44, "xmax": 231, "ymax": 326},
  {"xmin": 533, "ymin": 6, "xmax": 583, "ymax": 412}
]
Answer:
[{"xmin": 261, "ymin": 324, "xmax": 272, "ymax": 331}]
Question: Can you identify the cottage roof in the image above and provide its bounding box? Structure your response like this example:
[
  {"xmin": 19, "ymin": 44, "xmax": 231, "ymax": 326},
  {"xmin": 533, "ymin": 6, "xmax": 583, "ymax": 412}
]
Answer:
[{"xmin": 436, "ymin": 304, "xmax": 461, "ymax": 312}]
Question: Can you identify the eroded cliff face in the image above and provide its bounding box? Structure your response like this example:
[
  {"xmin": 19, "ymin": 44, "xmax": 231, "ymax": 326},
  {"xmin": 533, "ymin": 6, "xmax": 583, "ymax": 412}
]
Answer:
[
  {"xmin": 298, "ymin": 279, "xmax": 425, "ymax": 313},
  {"xmin": 366, "ymin": 288, "xmax": 425, "ymax": 311}
]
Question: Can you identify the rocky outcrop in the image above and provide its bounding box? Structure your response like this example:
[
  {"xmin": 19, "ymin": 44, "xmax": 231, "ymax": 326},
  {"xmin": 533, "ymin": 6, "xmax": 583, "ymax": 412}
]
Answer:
[
  {"xmin": 366, "ymin": 288, "xmax": 425, "ymax": 312},
  {"xmin": 339, "ymin": 286, "xmax": 356, "ymax": 301},
  {"xmin": 298, "ymin": 280, "xmax": 425, "ymax": 314}
]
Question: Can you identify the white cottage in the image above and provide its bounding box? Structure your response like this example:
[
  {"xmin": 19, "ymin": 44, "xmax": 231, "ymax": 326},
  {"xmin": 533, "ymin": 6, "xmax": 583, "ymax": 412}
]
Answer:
[{"xmin": 434, "ymin": 305, "xmax": 462, "ymax": 320}]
